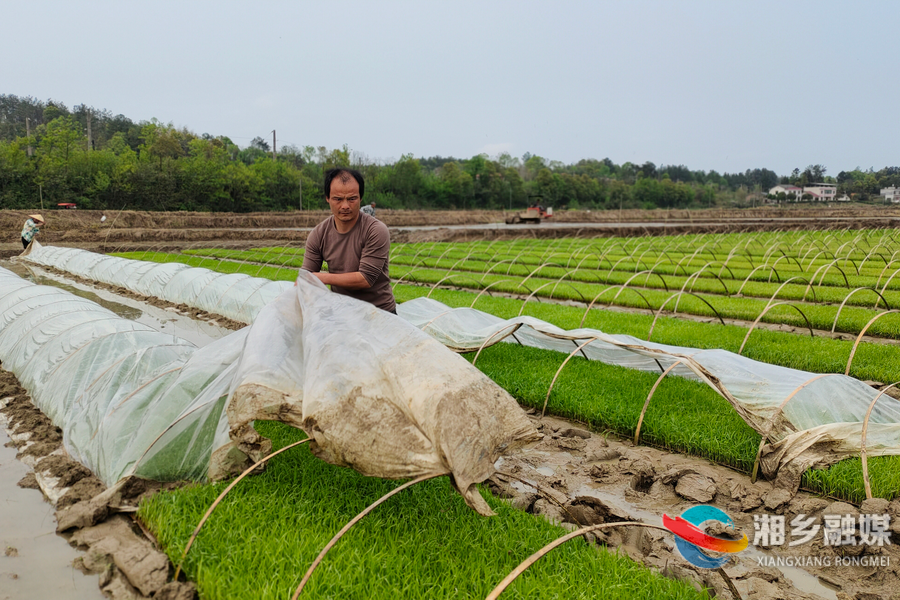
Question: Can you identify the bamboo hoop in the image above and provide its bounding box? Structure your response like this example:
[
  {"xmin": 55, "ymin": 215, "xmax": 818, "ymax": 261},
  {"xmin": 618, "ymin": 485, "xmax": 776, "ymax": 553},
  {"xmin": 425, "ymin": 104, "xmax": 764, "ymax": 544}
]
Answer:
[
  {"xmin": 426, "ymin": 273, "xmax": 484, "ymax": 298},
  {"xmin": 646, "ymin": 291, "xmax": 726, "ymax": 341},
  {"xmin": 861, "ymin": 382, "xmax": 900, "ymax": 499},
  {"xmin": 484, "ymin": 522, "xmax": 670, "ymax": 600},
  {"xmin": 472, "ymin": 323, "xmax": 523, "ymax": 365},
  {"xmin": 292, "ymin": 473, "xmax": 440, "ymax": 599},
  {"xmin": 831, "ymin": 287, "xmax": 892, "ymax": 334},
  {"xmin": 738, "ymin": 302, "xmax": 815, "ymax": 355},
  {"xmin": 579, "ymin": 286, "xmax": 648, "ymax": 328},
  {"xmin": 173, "ymin": 438, "xmax": 310, "ymax": 580},
  {"xmin": 634, "ymin": 360, "xmax": 683, "ymax": 445},
  {"xmin": 750, "ymin": 374, "xmax": 830, "ymax": 483},
  {"xmin": 845, "ymin": 310, "xmax": 900, "ymax": 375},
  {"xmin": 469, "ymin": 279, "xmax": 515, "ymax": 308},
  {"xmin": 540, "ymin": 338, "xmax": 598, "ymax": 419}
]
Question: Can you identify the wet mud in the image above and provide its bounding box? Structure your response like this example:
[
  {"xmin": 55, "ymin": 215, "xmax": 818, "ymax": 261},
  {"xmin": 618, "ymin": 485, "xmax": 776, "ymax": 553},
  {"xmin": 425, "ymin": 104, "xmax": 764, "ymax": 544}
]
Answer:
[
  {"xmin": 489, "ymin": 412, "xmax": 900, "ymax": 600},
  {"xmin": 0, "ymin": 370, "xmax": 196, "ymax": 599}
]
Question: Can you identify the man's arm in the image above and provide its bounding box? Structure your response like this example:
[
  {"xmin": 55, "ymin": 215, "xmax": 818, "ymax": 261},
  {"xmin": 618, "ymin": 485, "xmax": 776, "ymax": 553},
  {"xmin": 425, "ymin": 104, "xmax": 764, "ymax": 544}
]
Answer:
[{"xmin": 311, "ymin": 271, "xmax": 370, "ymax": 289}]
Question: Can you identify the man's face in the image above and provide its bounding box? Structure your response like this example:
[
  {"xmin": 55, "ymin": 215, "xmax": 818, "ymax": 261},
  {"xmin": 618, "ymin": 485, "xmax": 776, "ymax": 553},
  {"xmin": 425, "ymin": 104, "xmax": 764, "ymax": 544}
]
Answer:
[{"xmin": 327, "ymin": 176, "xmax": 361, "ymax": 225}]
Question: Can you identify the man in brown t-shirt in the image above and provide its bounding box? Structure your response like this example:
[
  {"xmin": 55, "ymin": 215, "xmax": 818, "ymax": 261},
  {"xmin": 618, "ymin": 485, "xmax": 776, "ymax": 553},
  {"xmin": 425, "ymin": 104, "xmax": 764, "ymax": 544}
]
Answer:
[{"xmin": 300, "ymin": 168, "xmax": 396, "ymax": 313}]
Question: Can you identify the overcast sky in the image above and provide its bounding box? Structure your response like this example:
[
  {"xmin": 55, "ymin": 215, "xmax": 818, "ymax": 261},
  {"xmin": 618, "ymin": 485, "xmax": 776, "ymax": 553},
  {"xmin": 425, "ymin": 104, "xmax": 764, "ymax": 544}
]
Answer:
[{"xmin": 6, "ymin": 1, "xmax": 897, "ymax": 176}]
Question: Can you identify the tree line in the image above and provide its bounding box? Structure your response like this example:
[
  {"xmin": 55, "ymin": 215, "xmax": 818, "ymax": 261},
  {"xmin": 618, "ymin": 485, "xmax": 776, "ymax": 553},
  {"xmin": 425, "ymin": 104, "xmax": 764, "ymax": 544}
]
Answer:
[{"xmin": 0, "ymin": 94, "xmax": 896, "ymax": 212}]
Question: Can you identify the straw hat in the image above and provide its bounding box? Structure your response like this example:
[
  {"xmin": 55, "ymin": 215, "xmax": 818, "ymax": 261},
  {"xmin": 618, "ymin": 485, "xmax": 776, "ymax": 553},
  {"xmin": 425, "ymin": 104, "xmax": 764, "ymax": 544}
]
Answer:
[{"xmin": 28, "ymin": 214, "xmax": 44, "ymax": 223}]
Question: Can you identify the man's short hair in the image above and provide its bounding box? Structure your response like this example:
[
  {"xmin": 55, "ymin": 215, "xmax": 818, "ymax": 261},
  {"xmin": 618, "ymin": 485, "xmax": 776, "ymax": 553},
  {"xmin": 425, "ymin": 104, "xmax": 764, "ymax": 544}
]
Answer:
[{"xmin": 324, "ymin": 168, "xmax": 365, "ymax": 200}]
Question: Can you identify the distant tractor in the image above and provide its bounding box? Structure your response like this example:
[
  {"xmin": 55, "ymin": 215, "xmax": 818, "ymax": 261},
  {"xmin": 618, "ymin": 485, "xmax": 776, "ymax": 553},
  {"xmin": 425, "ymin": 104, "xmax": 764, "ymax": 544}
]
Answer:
[{"xmin": 505, "ymin": 205, "xmax": 553, "ymax": 224}]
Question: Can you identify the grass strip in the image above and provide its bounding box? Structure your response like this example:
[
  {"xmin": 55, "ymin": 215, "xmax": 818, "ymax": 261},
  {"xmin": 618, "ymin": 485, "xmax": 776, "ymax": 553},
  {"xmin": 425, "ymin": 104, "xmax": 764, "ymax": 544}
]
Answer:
[{"xmin": 138, "ymin": 421, "xmax": 707, "ymax": 600}]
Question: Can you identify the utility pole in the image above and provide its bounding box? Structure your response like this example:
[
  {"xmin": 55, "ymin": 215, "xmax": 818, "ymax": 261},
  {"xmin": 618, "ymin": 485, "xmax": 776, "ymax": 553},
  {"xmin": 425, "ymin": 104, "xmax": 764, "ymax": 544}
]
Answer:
[
  {"xmin": 299, "ymin": 175, "xmax": 303, "ymax": 210},
  {"xmin": 25, "ymin": 118, "xmax": 32, "ymax": 157},
  {"xmin": 272, "ymin": 130, "xmax": 276, "ymax": 161},
  {"xmin": 86, "ymin": 110, "xmax": 92, "ymax": 152}
]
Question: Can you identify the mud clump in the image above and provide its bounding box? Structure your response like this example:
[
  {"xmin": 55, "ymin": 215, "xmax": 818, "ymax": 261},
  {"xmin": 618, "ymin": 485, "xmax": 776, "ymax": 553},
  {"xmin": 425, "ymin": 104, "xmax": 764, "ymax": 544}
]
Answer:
[
  {"xmin": 35, "ymin": 454, "xmax": 93, "ymax": 488},
  {"xmin": 1, "ymin": 367, "xmax": 196, "ymax": 599},
  {"xmin": 16, "ymin": 472, "xmax": 39, "ymax": 489},
  {"xmin": 58, "ymin": 477, "xmax": 106, "ymax": 510}
]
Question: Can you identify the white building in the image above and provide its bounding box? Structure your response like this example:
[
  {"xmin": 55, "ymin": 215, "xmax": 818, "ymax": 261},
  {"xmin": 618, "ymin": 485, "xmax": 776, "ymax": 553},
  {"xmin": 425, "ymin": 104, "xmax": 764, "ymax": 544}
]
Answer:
[
  {"xmin": 803, "ymin": 184, "xmax": 837, "ymax": 201},
  {"xmin": 881, "ymin": 187, "xmax": 900, "ymax": 203},
  {"xmin": 768, "ymin": 185, "xmax": 802, "ymax": 198},
  {"xmin": 768, "ymin": 183, "xmax": 838, "ymax": 202}
]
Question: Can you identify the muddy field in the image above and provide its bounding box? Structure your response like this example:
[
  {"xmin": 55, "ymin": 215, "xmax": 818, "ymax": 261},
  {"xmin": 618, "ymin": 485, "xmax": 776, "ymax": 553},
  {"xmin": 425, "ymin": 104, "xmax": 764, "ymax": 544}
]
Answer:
[
  {"xmin": 3, "ymin": 206, "xmax": 900, "ymax": 253},
  {"xmin": 5, "ymin": 216, "xmax": 900, "ymax": 599}
]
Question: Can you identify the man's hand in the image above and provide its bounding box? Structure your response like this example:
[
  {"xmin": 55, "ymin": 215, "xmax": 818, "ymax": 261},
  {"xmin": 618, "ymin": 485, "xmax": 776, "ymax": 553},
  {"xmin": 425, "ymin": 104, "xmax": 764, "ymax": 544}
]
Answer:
[{"xmin": 313, "ymin": 271, "xmax": 371, "ymax": 290}]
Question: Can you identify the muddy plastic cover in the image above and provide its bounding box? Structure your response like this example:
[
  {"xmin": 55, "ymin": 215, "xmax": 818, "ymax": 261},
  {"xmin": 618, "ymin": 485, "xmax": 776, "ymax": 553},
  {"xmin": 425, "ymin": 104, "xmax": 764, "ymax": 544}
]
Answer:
[{"xmin": 0, "ymin": 265, "xmax": 539, "ymax": 514}]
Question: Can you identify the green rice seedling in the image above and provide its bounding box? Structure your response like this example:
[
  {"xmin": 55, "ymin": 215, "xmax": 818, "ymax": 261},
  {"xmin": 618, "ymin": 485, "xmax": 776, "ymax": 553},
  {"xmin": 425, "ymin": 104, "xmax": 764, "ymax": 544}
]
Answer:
[
  {"xmin": 469, "ymin": 343, "xmax": 761, "ymax": 471},
  {"xmin": 139, "ymin": 421, "xmax": 708, "ymax": 600}
]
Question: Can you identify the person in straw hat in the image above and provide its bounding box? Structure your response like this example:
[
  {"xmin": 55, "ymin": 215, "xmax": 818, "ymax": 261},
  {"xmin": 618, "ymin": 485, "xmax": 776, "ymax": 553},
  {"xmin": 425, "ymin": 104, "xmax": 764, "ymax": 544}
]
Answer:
[{"xmin": 21, "ymin": 214, "xmax": 44, "ymax": 249}]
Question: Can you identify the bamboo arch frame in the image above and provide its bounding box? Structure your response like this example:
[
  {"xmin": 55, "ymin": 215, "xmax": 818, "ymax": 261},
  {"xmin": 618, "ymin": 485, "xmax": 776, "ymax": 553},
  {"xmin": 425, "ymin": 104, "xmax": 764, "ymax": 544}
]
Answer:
[
  {"xmin": 518, "ymin": 262, "xmax": 567, "ymax": 289},
  {"xmin": 616, "ymin": 269, "xmax": 670, "ymax": 293},
  {"xmin": 572, "ymin": 252, "xmax": 612, "ymax": 272},
  {"xmin": 767, "ymin": 255, "xmax": 796, "ymax": 281},
  {"xmin": 804, "ymin": 260, "xmax": 850, "ymax": 300},
  {"xmin": 472, "ymin": 322, "xmax": 524, "ymax": 365},
  {"xmin": 479, "ymin": 259, "xmax": 519, "ymax": 282},
  {"xmin": 391, "ymin": 268, "xmax": 431, "ymax": 291},
  {"xmin": 516, "ymin": 281, "xmax": 587, "ymax": 317},
  {"xmin": 684, "ymin": 264, "xmax": 731, "ymax": 297},
  {"xmin": 540, "ymin": 338, "xmax": 599, "ymax": 418},
  {"xmin": 764, "ymin": 275, "xmax": 818, "ymax": 305},
  {"xmin": 484, "ymin": 522, "xmax": 680, "ymax": 600},
  {"xmin": 737, "ymin": 265, "xmax": 781, "ymax": 295},
  {"xmin": 633, "ymin": 360, "xmax": 684, "ymax": 444},
  {"xmin": 845, "ymin": 310, "xmax": 900, "ymax": 375},
  {"xmin": 646, "ymin": 292, "xmax": 726, "ymax": 341},
  {"xmin": 578, "ymin": 286, "xmax": 654, "ymax": 328},
  {"xmin": 174, "ymin": 438, "xmax": 311, "ymax": 580},
  {"xmin": 858, "ymin": 246, "xmax": 889, "ymax": 272},
  {"xmin": 861, "ymin": 382, "xmax": 900, "ymax": 499},
  {"xmin": 802, "ymin": 249, "xmax": 837, "ymax": 272},
  {"xmin": 469, "ymin": 280, "xmax": 517, "ymax": 309},
  {"xmin": 291, "ymin": 474, "xmax": 441, "ymax": 599},
  {"xmin": 876, "ymin": 268, "xmax": 900, "ymax": 307},
  {"xmin": 831, "ymin": 288, "xmax": 892, "ymax": 334},
  {"xmin": 426, "ymin": 273, "xmax": 487, "ymax": 298},
  {"xmin": 874, "ymin": 260, "xmax": 900, "ymax": 291},
  {"xmin": 738, "ymin": 302, "xmax": 815, "ymax": 355}
]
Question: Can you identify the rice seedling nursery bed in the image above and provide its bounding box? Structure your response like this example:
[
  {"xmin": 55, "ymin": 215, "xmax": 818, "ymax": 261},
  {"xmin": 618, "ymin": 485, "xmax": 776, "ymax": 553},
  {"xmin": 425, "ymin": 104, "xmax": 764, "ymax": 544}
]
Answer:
[
  {"xmin": 112, "ymin": 231, "xmax": 900, "ymax": 504},
  {"xmin": 87, "ymin": 229, "xmax": 900, "ymax": 598},
  {"xmin": 139, "ymin": 421, "xmax": 707, "ymax": 600},
  {"xmin": 161, "ymin": 228, "xmax": 900, "ymax": 340}
]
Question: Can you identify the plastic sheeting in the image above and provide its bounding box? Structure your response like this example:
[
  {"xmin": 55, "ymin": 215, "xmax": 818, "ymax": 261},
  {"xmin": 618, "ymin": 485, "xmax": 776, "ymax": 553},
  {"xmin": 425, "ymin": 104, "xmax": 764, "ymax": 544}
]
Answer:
[
  {"xmin": 396, "ymin": 298, "xmax": 900, "ymax": 487},
  {"xmin": 225, "ymin": 271, "xmax": 539, "ymax": 515},
  {"xmin": 0, "ymin": 265, "xmax": 242, "ymax": 485},
  {"xmin": 0, "ymin": 264, "xmax": 539, "ymax": 511},
  {"xmin": 23, "ymin": 243, "xmax": 292, "ymax": 324},
  {"xmin": 17, "ymin": 244, "xmax": 900, "ymax": 489}
]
